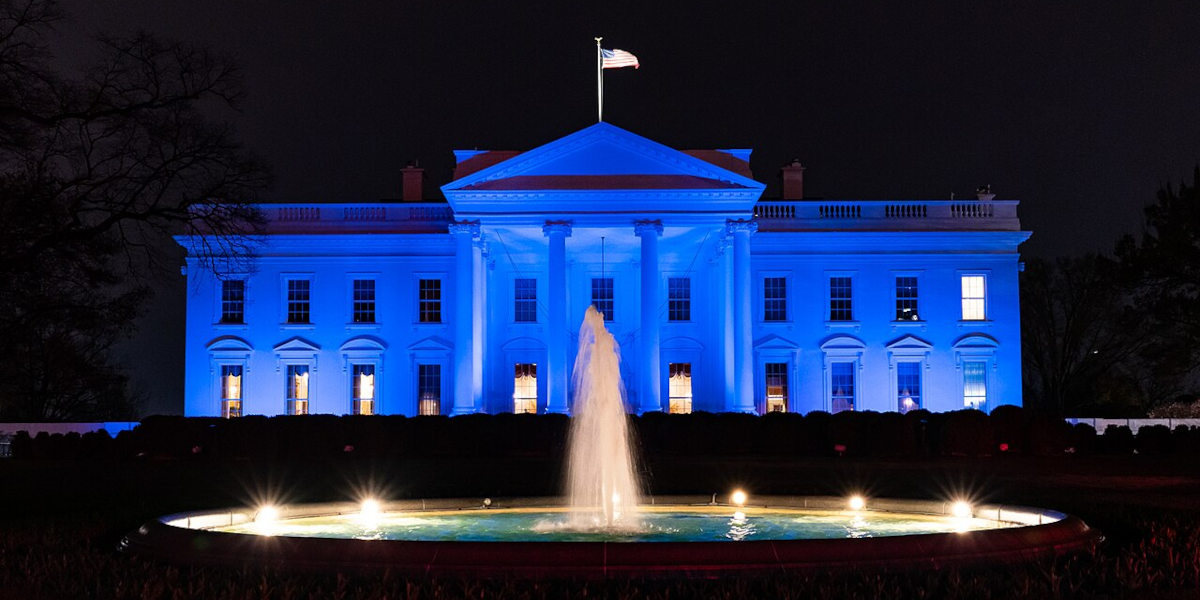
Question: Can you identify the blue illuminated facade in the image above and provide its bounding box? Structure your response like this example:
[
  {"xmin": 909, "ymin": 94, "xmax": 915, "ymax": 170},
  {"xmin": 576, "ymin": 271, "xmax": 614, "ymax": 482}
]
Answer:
[{"xmin": 177, "ymin": 123, "xmax": 1031, "ymax": 417}]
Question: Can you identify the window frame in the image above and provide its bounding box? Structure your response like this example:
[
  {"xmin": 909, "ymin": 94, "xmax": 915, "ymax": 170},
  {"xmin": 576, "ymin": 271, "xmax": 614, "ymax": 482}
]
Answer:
[
  {"xmin": 667, "ymin": 277, "xmax": 691, "ymax": 322},
  {"xmin": 513, "ymin": 278, "xmax": 538, "ymax": 323},
  {"xmin": 667, "ymin": 362, "xmax": 693, "ymax": 414},
  {"xmin": 762, "ymin": 275, "xmax": 788, "ymax": 322},
  {"xmin": 284, "ymin": 363, "xmax": 312, "ymax": 415},
  {"xmin": 417, "ymin": 277, "xmax": 443, "ymax": 324},
  {"xmin": 959, "ymin": 271, "xmax": 990, "ymax": 322},
  {"xmin": 416, "ymin": 363, "xmax": 444, "ymax": 416},
  {"xmin": 827, "ymin": 274, "xmax": 855, "ymax": 323},
  {"xmin": 280, "ymin": 273, "xmax": 314, "ymax": 327},
  {"xmin": 512, "ymin": 362, "xmax": 538, "ymax": 414},
  {"xmin": 347, "ymin": 275, "xmax": 379, "ymax": 326},
  {"xmin": 590, "ymin": 277, "xmax": 615, "ymax": 322},
  {"xmin": 763, "ymin": 361, "xmax": 789, "ymax": 413},
  {"xmin": 218, "ymin": 279, "xmax": 246, "ymax": 325}
]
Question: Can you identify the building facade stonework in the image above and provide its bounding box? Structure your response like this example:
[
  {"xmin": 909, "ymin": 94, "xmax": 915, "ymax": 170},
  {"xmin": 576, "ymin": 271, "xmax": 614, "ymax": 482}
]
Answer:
[{"xmin": 177, "ymin": 123, "xmax": 1030, "ymax": 418}]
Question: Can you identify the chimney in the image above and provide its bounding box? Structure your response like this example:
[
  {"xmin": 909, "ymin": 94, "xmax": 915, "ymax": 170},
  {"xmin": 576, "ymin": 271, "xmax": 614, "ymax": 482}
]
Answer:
[
  {"xmin": 781, "ymin": 159, "xmax": 805, "ymax": 200},
  {"xmin": 401, "ymin": 161, "xmax": 424, "ymax": 202}
]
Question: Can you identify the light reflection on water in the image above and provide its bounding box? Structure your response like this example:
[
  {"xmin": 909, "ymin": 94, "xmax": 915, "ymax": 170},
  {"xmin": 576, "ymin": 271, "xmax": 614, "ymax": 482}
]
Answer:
[{"xmin": 215, "ymin": 507, "xmax": 1012, "ymax": 543}]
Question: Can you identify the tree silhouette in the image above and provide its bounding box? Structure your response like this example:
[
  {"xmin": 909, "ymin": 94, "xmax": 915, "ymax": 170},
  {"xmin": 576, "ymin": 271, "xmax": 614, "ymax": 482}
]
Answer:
[{"xmin": 0, "ymin": 0, "xmax": 269, "ymax": 420}]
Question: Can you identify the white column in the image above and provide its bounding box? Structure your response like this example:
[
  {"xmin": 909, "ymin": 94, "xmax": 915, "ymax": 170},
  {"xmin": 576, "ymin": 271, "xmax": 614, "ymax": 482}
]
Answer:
[
  {"xmin": 472, "ymin": 235, "xmax": 486, "ymax": 413},
  {"xmin": 543, "ymin": 222, "xmax": 572, "ymax": 414},
  {"xmin": 635, "ymin": 220, "xmax": 663, "ymax": 414},
  {"xmin": 716, "ymin": 236, "xmax": 736, "ymax": 411},
  {"xmin": 727, "ymin": 219, "xmax": 757, "ymax": 413},
  {"xmin": 449, "ymin": 221, "xmax": 480, "ymax": 416}
]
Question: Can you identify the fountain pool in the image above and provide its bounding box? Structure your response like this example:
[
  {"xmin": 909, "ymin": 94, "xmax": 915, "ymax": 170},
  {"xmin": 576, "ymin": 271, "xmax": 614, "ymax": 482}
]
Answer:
[{"xmin": 121, "ymin": 495, "xmax": 1100, "ymax": 576}]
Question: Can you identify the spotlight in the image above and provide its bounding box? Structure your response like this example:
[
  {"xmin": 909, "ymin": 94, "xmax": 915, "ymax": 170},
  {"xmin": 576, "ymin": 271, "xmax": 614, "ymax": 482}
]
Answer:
[
  {"xmin": 951, "ymin": 501, "xmax": 972, "ymax": 519},
  {"xmin": 731, "ymin": 489, "xmax": 748, "ymax": 507},
  {"xmin": 848, "ymin": 495, "xmax": 866, "ymax": 511},
  {"xmin": 255, "ymin": 505, "xmax": 280, "ymax": 524},
  {"xmin": 361, "ymin": 498, "xmax": 382, "ymax": 518}
]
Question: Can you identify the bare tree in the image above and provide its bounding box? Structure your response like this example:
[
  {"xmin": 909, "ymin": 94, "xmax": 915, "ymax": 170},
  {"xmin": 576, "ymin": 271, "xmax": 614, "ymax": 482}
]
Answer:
[{"xmin": 0, "ymin": 0, "xmax": 270, "ymax": 420}]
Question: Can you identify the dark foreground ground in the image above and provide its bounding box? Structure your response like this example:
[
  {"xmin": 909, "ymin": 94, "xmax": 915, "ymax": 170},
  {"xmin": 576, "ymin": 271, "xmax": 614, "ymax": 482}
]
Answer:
[{"xmin": 3, "ymin": 452, "xmax": 1200, "ymax": 599}]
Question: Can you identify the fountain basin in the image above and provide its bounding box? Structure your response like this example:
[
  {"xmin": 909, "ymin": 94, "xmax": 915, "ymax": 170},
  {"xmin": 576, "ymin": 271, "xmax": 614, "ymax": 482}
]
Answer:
[{"xmin": 120, "ymin": 495, "xmax": 1101, "ymax": 576}]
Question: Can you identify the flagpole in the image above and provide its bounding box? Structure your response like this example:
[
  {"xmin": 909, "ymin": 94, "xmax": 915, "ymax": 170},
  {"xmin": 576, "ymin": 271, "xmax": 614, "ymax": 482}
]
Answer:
[{"xmin": 595, "ymin": 37, "xmax": 603, "ymax": 122}]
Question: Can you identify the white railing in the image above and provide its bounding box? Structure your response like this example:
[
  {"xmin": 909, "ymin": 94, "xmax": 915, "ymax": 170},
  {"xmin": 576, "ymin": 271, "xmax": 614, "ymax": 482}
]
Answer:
[
  {"xmin": 266, "ymin": 203, "xmax": 454, "ymax": 227},
  {"xmin": 754, "ymin": 200, "xmax": 1020, "ymax": 230}
]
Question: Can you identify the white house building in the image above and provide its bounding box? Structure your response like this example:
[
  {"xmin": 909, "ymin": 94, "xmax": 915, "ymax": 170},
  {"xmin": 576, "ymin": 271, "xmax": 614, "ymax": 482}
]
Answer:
[{"xmin": 177, "ymin": 123, "xmax": 1031, "ymax": 418}]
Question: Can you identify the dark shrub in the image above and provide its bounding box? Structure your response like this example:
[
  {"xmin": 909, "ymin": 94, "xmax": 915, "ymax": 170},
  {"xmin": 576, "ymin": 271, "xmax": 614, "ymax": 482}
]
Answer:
[
  {"xmin": 1101, "ymin": 425, "xmax": 1135, "ymax": 454},
  {"xmin": 10, "ymin": 430, "xmax": 32, "ymax": 459},
  {"xmin": 940, "ymin": 409, "xmax": 994, "ymax": 456},
  {"xmin": 1027, "ymin": 414, "xmax": 1073, "ymax": 456},
  {"xmin": 989, "ymin": 404, "xmax": 1025, "ymax": 454},
  {"xmin": 1135, "ymin": 425, "xmax": 1172, "ymax": 455},
  {"xmin": 1069, "ymin": 423, "xmax": 1097, "ymax": 455}
]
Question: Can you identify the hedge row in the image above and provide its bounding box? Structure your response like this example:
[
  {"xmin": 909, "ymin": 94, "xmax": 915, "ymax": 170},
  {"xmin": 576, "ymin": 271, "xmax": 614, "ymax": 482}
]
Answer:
[{"xmin": 9, "ymin": 407, "xmax": 1200, "ymax": 461}]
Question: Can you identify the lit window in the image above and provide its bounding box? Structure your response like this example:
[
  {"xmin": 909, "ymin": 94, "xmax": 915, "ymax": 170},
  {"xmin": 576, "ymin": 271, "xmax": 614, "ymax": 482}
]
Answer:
[
  {"xmin": 763, "ymin": 278, "xmax": 787, "ymax": 322},
  {"xmin": 668, "ymin": 363, "xmax": 692, "ymax": 414},
  {"xmin": 831, "ymin": 362, "xmax": 855, "ymax": 413},
  {"xmin": 895, "ymin": 277, "xmax": 919, "ymax": 321},
  {"xmin": 286, "ymin": 279, "xmax": 310, "ymax": 324},
  {"xmin": 591, "ymin": 278, "xmax": 614, "ymax": 321},
  {"xmin": 419, "ymin": 279, "xmax": 441, "ymax": 323},
  {"xmin": 220, "ymin": 280, "xmax": 245, "ymax": 324},
  {"xmin": 897, "ymin": 362, "xmax": 921, "ymax": 413},
  {"xmin": 221, "ymin": 365, "xmax": 242, "ymax": 418},
  {"xmin": 352, "ymin": 279, "xmax": 376, "ymax": 324},
  {"xmin": 765, "ymin": 362, "xmax": 788, "ymax": 413},
  {"xmin": 286, "ymin": 365, "xmax": 309, "ymax": 415},
  {"xmin": 668, "ymin": 278, "xmax": 691, "ymax": 322},
  {"xmin": 829, "ymin": 277, "xmax": 853, "ymax": 322},
  {"xmin": 961, "ymin": 276, "xmax": 986, "ymax": 320},
  {"xmin": 514, "ymin": 278, "xmax": 537, "ymax": 323},
  {"xmin": 418, "ymin": 364, "xmax": 441, "ymax": 416},
  {"xmin": 352, "ymin": 364, "xmax": 375, "ymax": 415},
  {"xmin": 963, "ymin": 361, "xmax": 987, "ymax": 409},
  {"xmin": 513, "ymin": 363, "xmax": 537, "ymax": 414}
]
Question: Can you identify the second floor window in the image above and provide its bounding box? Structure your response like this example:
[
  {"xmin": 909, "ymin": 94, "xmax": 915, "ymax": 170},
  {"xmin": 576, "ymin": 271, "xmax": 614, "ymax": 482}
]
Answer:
[
  {"xmin": 829, "ymin": 277, "xmax": 853, "ymax": 321},
  {"xmin": 668, "ymin": 277, "xmax": 691, "ymax": 321},
  {"xmin": 286, "ymin": 279, "xmax": 310, "ymax": 324},
  {"xmin": 419, "ymin": 279, "xmax": 441, "ymax": 323},
  {"xmin": 961, "ymin": 275, "xmax": 986, "ymax": 320},
  {"xmin": 352, "ymin": 279, "xmax": 376, "ymax": 323},
  {"xmin": 763, "ymin": 277, "xmax": 787, "ymax": 321},
  {"xmin": 591, "ymin": 277, "xmax": 614, "ymax": 321},
  {"xmin": 514, "ymin": 278, "xmax": 537, "ymax": 322},
  {"xmin": 895, "ymin": 277, "xmax": 919, "ymax": 320},
  {"xmin": 220, "ymin": 280, "xmax": 245, "ymax": 324}
]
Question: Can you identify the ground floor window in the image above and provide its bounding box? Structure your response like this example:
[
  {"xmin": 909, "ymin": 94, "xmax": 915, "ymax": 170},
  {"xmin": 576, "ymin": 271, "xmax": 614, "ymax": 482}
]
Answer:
[
  {"xmin": 963, "ymin": 361, "xmax": 987, "ymax": 410},
  {"xmin": 513, "ymin": 363, "xmax": 537, "ymax": 414},
  {"xmin": 286, "ymin": 364, "xmax": 309, "ymax": 415},
  {"xmin": 831, "ymin": 362, "xmax": 855, "ymax": 413},
  {"xmin": 897, "ymin": 361, "xmax": 921, "ymax": 413},
  {"xmin": 668, "ymin": 363, "xmax": 692, "ymax": 414},
  {"xmin": 221, "ymin": 365, "xmax": 242, "ymax": 418},
  {"xmin": 765, "ymin": 362, "xmax": 788, "ymax": 413},
  {"xmin": 352, "ymin": 364, "xmax": 375, "ymax": 416},
  {"xmin": 418, "ymin": 364, "xmax": 441, "ymax": 416}
]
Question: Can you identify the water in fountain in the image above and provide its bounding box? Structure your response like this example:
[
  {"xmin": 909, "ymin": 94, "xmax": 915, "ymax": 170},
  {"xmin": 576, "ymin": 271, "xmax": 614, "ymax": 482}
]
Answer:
[{"xmin": 564, "ymin": 305, "xmax": 644, "ymax": 530}]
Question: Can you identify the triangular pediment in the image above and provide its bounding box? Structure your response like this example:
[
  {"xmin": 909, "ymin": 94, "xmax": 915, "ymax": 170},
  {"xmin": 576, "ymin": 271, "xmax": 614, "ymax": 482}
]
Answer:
[
  {"xmin": 442, "ymin": 123, "xmax": 765, "ymax": 216},
  {"xmin": 886, "ymin": 335, "xmax": 932, "ymax": 350},
  {"xmin": 273, "ymin": 337, "xmax": 320, "ymax": 353},
  {"xmin": 754, "ymin": 333, "xmax": 799, "ymax": 350},
  {"xmin": 408, "ymin": 335, "xmax": 453, "ymax": 352}
]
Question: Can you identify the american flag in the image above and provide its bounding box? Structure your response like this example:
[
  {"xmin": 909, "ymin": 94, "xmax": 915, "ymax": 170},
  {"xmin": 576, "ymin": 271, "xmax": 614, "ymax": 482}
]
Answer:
[{"xmin": 601, "ymin": 48, "xmax": 639, "ymax": 69}]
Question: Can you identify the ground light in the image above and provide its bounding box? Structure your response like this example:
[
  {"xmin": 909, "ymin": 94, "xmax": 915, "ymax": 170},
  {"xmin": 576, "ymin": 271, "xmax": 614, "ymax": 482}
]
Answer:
[
  {"xmin": 731, "ymin": 489, "xmax": 747, "ymax": 507},
  {"xmin": 951, "ymin": 500, "xmax": 973, "ymax": 518},
  {"xmin": 848, "ymin": 495, "xmax": 866, "ymax": 511},
  {"xmin": 255, "ymin": 505, "xmax": 280, "ymax": 524}
]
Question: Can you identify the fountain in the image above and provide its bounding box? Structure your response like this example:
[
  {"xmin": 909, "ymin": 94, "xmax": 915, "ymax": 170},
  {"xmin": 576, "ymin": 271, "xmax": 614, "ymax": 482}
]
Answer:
[
  {"xmin": 121, "ymin": 309, "xmax": 1101, "ymax": 576},
  {"xmin": 564, "ymin": 306, "xmax": 642, "ymax": 530}
]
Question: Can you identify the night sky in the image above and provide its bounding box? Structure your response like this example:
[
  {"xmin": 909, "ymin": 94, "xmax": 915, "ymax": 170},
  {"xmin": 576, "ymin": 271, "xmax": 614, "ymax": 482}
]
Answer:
[{"xmin": 51, "ymin": 1, "xmax": 1200, "ymax": 415}]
